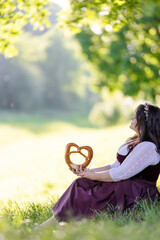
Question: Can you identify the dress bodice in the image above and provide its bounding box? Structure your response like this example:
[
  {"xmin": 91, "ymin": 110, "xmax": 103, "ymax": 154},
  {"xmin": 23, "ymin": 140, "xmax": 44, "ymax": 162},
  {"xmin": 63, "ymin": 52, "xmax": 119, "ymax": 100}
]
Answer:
[{"xmin": 117, "ymin": 152, "xmax": 160, "ymax": 182}]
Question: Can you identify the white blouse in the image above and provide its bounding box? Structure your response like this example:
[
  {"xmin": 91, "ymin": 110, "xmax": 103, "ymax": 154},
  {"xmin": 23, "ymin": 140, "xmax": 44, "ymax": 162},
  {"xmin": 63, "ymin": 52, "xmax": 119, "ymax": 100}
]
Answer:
[{"xmin": 109, "ymin": 141, "xmax": 160, "ymax": 182}]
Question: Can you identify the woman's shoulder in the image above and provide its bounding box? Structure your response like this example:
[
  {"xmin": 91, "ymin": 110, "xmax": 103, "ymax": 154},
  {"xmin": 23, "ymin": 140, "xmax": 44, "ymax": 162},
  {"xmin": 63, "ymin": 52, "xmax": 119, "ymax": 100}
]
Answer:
[
  {"xmin": 118, "ymin": 140, "xmax": 158, "ymax": 156},
  {"xmin": 133, "ymin": 141, "xmax": 159, "ymax": 156},
  {"xmin": 118, "ymin": 140, "xmax": 133, "ymax": 155},
  {"xmin": 132, "ymin": 141, "xmax": 160, "ymax": 165},
  {"xmin": 136, "ymin": 141, "xmax": 157, "ymax": 149}
]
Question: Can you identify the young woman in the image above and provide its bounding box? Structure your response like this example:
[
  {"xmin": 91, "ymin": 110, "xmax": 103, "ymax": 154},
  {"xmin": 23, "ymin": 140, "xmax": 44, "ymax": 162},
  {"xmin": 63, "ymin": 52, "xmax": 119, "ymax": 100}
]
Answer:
[{"xmin": 40, "ymin": 103, "xmax": 160, "ymax": 228}]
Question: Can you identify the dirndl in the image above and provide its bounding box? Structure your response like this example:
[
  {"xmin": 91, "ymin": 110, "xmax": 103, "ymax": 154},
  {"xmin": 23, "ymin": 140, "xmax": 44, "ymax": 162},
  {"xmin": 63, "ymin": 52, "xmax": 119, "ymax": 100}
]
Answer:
[{"xmin": 52, "ymin": 177, "xmax": 160, "ymax": 221}]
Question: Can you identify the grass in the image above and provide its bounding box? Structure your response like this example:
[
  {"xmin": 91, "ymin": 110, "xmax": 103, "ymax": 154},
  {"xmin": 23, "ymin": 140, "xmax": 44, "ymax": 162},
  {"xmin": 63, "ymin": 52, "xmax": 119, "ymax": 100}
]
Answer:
[
  {"xmin": 0, "ymin": 109, "xmax": 94, "ymax": 134},
  {"xmin": 0, "ymin": 110, "xmax": 159, "ymax": 239},
  {"xmin": 0, "ymin": 110, "xmax": 136, "ymax": 204},
  {"xmin": 0, "ymin": 198, "xmax": 160, "ymax": 240}
]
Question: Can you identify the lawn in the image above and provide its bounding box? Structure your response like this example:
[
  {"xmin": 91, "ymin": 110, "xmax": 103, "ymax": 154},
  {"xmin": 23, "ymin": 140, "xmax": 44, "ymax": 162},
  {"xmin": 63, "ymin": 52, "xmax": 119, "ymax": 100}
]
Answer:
[
  {"xmin": 0, "ymin": 110, "xmax": 159, "ymax": 240},
  {"xmin": 0, "ymin": 110, "xmax": 135, "ymax": 204}
]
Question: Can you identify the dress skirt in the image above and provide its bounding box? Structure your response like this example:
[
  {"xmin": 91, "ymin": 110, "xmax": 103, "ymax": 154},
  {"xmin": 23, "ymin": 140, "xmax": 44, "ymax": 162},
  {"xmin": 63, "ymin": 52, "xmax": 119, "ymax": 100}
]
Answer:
[{"xmin": 52, "ymin": 177, "xmax": 160, "ymax": 221}]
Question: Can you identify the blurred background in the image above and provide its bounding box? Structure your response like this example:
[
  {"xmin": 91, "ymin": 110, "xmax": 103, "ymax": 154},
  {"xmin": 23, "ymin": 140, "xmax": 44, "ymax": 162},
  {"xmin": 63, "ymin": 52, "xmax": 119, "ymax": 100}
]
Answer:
[{"xmin": 0, "ymin": 0, "xmax": 159, "ymax": 205}]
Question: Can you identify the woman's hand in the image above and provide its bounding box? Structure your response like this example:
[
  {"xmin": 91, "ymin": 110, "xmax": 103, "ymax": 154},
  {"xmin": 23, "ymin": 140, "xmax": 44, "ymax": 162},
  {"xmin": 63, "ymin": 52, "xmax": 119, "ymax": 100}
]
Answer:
[
  {"xmin": 70, "ymin": 165, "xmax": 114, "ymax": 182},
  {"xmin": 70, "ymin": 165, "xmax": 87, "ymax": 174},
  {"xmin": 70, "ymin": 165, "xmax": 94, "ymax": 177},
  {"xmin": 71, "ymin": 165, "xmax": 95, "ymax": 180},
  {"xmin": 76, "ymin": 169, "xmax": 96, "ymax": 180}
]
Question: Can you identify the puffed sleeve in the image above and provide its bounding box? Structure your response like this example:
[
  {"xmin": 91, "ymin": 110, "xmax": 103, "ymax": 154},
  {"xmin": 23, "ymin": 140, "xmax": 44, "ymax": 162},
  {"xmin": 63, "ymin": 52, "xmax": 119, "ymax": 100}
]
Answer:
[
  {"xmin": 109, "ymin": 160, "xmax": 120, "ymax": 169},
  {"xmin": 109, "ymin": 142, "xmax": 160, "ymax": 182}
]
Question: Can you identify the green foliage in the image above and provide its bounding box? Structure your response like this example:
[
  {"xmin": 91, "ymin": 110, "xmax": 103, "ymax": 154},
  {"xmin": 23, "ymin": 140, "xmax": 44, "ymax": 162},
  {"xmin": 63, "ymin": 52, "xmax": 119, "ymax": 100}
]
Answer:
[
  {"xmin": 0, "ymin": 54, "xmax": 42, "ymax": 110},
  {"xmin": 0, "ymin": 0, "xmax": 51, "ymax": 57},
  {"xmin": 89, "ymin": 91, "xmax": 134, "ymax": 127},
  {"xmin": 0, "ymin": 27, "xmax": 96, "ymax": 111},
  {"xmin": 62, "ymin": 0, "xmax": 160, "ymax": 100},
  {"xmin": 1, "ymin": 200, "xmax": 54, "ymax": 229},
  {"xmin": 0, "ymin": 198, "xmax": 160, "ymax": 240},
  {"xmin": 0, "ymin": 3, "xmax": 99, "ymax": 112},
  {"xmin": 0, "ymin": 109, "xmax": 93, "ymax": 134},
  {"xmin": 0, "ymin": 112, "xmax": 159, "ymax": 239}
]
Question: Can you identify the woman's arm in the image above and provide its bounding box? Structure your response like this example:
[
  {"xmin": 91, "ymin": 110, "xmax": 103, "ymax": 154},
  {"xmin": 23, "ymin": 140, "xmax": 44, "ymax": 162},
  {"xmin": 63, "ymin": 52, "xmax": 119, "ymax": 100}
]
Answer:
[
  {"xmin": 77, "ymin": 142, "xmax": 159, "ymax": 182},
  {"xmin": 77, "ymin": 169, "xmax": 114, "ymax": 182},
  {"xmin": 89, "ymin": 165, "xmax": 111, "ymax": 172},
  {"xmin": 73, "ymin": 160, "xmax": 120, "ymax": 181},
  {"xmin": 72, "ymin": 159, "xmax": 119, "ymax": 174},
  {"xmin": 109, "ymin": 142, "xmax": 159, "ymax": 182},
  {"xmin": 89, "ymin": 159, "xmax": 120, "ymax": 172}
]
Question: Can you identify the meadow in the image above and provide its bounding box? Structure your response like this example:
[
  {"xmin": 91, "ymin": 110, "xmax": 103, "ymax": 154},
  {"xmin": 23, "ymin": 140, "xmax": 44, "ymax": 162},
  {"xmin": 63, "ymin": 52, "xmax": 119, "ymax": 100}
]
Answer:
[{"xmin": 0, "ymin": 110, "xmax": 160, "ymax": 240}]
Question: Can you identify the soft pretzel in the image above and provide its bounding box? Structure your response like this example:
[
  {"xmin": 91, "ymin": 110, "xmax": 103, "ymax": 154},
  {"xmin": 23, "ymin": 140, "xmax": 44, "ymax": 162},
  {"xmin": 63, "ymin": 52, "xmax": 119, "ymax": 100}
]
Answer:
[{"xmin": 65, "ymin": 143, "xmax": 93, "ymax": 170}]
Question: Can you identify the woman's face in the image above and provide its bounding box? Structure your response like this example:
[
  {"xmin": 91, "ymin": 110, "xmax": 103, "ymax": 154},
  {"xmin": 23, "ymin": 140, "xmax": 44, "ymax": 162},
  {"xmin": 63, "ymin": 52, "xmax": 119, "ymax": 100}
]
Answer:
[{"xmin": 130, "ymin": 114, "xmax": 138, "ymax": 132}]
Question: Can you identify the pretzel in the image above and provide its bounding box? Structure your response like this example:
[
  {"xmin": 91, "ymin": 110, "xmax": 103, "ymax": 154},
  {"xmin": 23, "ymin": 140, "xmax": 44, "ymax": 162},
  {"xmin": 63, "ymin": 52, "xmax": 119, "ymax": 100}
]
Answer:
[{"xmin": 65, "ymin": 143, "xmax": 93, "ymax": 170}]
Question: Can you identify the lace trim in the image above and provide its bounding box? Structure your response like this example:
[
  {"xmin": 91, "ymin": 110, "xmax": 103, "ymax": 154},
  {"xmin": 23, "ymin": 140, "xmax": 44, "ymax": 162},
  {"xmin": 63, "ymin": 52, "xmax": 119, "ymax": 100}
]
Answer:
[{"xmin": 110, "ymin": 142, "xmax": 160, "ymax": 182}]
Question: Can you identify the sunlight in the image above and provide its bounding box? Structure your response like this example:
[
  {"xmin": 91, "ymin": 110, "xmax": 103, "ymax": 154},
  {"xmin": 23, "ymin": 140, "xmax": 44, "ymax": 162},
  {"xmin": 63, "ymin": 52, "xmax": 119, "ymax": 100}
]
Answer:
[
  {"xmin": 52, "ymin": 0, "xmax": 70, "ymax": 9},
  {"xmin": 0, "ymin": 122, "xmax": 132, "ymax": 203},
  {"xmin": 90, "ymin": 23, "xmax": 102, "ymax": 35},
  {"xmin": 104, "ymin": 24, "xmax": 113, "ymax": 32}
]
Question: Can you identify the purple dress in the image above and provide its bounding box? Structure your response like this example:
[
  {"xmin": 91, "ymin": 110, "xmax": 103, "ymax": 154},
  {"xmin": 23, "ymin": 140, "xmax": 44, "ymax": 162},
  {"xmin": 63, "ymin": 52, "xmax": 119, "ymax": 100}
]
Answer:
[{"xmin": 52, "ymin": 153, "xmax": 160, "ymax": 221}]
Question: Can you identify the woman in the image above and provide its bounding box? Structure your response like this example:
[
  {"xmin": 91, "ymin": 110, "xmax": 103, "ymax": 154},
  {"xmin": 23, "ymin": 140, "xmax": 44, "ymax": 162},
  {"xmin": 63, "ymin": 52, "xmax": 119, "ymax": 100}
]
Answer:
[{"xmin": 40, "ymin": 103, "xmax": 160, "ymax": 228}]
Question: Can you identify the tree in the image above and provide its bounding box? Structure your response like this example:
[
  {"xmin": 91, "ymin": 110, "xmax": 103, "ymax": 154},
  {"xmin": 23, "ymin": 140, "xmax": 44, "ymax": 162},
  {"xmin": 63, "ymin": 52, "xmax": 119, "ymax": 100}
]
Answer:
[
  {"xmin": 62, "ymin": 0, "xmax": 160, "ymax": 100},
  {"xmin": 0, "ymin": 0, "xmax": 51, "ymax": 57},
  {"xmin": 0, "ymin": 27, "xmax": 96, "ymax": 111},
  {"xmin": 0, "ymin": 3, "xmax": 97, "ymax": 112}
]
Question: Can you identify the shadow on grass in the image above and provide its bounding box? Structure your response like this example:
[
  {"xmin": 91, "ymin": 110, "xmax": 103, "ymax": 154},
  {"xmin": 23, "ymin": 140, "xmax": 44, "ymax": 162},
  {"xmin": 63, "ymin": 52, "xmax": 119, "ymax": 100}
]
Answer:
[{"xmin": 0, "ymin": 109, "xmax": 96, "ymax": 134}]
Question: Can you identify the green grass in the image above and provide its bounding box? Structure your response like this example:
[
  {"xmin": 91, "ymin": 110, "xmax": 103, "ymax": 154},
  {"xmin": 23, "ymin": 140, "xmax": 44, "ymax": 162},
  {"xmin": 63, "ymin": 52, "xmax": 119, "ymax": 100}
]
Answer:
[
  {"xmin": 0, "ymin": 110, "xmax": 159, "ymax": 240},
  {"xmin": 0, "ymin": 109, "xmax": 94, "ymax": 134},
  {"xmin": 0, "ymin": 110, "xmax": 136, "ymax": 204},
  {"xmin": 0, "ymin": 198, "xmax": 160, "ymax": 240}
]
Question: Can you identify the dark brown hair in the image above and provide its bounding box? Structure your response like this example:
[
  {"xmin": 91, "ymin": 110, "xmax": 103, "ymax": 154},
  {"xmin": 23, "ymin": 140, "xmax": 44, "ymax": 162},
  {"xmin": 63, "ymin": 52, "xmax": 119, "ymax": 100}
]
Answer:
[{"xmin": 127, "ymin": 103, "xmax": 160, "ymax": 153}]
